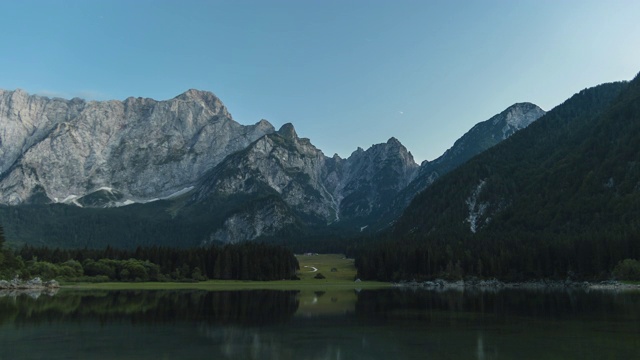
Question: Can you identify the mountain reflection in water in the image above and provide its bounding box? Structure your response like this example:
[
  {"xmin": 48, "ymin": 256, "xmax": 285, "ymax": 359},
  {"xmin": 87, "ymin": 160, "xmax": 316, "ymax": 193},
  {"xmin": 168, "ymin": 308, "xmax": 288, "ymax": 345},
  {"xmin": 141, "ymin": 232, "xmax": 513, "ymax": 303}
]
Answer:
[
  {"xmin": 1, "ymin": 288, "xmax": 639, "ymax": 360},
  {"xmin": 0, "ymin": 290, "xmax": 300, "ymax": 326}
]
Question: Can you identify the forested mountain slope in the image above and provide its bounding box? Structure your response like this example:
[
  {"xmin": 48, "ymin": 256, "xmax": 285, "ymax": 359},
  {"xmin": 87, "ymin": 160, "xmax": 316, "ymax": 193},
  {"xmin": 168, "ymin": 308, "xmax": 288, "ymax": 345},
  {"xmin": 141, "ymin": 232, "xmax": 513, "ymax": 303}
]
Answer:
[
  {"xmin": 378, "ymin": 102, "xmax": 544, "ymax": 228},
  {"xmin": 357, "ymin": 77, "xmax": 637, "ymax": 281}
]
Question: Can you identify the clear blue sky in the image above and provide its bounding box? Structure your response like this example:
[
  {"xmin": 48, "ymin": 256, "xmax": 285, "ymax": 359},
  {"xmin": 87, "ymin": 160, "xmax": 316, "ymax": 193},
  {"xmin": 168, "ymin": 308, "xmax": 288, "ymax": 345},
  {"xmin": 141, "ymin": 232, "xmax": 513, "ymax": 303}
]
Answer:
[{"xmin": 2, "ymin": 1, "xmax": 639, "ymax": 162}]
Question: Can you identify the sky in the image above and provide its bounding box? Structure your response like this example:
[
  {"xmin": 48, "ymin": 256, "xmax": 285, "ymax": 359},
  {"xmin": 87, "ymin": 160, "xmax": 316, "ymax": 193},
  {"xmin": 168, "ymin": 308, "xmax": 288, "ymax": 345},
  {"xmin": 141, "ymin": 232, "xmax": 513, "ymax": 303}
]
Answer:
[{"xmin": 1, "ymin": 1, "xmax": 640, "ymax": 163}]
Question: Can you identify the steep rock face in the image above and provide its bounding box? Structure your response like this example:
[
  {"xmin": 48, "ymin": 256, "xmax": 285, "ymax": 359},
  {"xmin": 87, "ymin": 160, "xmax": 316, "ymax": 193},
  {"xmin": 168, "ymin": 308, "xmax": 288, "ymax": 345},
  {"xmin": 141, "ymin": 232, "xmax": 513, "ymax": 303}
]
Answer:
[
  {"xmin": 382, "ymin": 102, "xmax": 545, "ymax": 225},
  {"xmin": 335, "ymin": 137, "xmax": 418, "ymax": 223},
  {"xmin": 194, "ymin": 123, "xmax": 338, "ymax": 225},
  {"xmin": 208, "ymin": 199, "xmax": 298, "ymax": 244},
  {"xmin": 0, "ymin": 89, "xmax": 274, "ymax": 205},
  {"xmin": 191, "ymin": 125, "xmax": 420, "ymax": 242},
  {"xmin": 0, "ymin": 89, "xmax": 85, "ymax": 175}
]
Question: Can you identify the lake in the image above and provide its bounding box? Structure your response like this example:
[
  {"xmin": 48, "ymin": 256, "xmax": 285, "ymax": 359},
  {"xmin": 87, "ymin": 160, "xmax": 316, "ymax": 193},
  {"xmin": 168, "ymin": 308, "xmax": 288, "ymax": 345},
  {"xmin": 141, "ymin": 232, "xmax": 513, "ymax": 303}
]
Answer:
[{"xmin": 1, "ymin": 287, "xmax": 639, "ymax": 359}]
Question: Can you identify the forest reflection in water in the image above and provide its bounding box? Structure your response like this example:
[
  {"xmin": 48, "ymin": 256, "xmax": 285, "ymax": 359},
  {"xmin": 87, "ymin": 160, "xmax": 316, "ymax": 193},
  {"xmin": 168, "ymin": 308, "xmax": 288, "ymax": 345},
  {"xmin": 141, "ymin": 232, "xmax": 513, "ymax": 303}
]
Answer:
[{"xmin": 1, "ymin": 287, "xmax": 639, "ymax": 359}]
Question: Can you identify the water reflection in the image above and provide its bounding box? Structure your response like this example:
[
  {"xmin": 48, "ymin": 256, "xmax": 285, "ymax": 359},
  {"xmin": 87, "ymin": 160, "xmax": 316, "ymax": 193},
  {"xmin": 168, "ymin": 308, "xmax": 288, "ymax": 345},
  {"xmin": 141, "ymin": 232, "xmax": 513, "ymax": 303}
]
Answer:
[
  {"xmin": 355, "ymin": 288, "xmax": 640, "ymax": 322},
  {"xmin": 0, "ymin": 288, "xmax": 58, "ymax": 299},
  {"xmin": 1, "ymin": 288, "xmax": 639, "ymax": 359},
  {"xmin": 0, "ymin": 289, "xmax": 300, "ymax": 326}
]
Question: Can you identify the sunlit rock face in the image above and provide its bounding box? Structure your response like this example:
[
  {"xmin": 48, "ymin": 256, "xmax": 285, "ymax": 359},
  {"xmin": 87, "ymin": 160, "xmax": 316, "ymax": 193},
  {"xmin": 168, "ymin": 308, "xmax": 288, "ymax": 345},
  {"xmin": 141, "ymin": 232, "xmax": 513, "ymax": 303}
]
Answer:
[{"xmin": 0, "ymin": 89, "xmax": 274, "ymax": 205}]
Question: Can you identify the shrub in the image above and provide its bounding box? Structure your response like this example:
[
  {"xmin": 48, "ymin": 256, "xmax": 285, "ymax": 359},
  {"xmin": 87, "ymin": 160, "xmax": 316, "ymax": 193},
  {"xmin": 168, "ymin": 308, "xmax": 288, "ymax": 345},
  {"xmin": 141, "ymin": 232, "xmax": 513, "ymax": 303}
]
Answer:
[
  {"xmin": 27, "ymin": 261, "xmax": 59, "ymax": 280},
  {"xmin": 612, "ymin": 259, "xmax": 640, "ymax": 281},
  {"xmin": 83, "ymin": 259, "xmax": 117, "ymax": 279},
  {"xmin": 60, "ymin": 260, "xmax": 84, "ymax": 278}
]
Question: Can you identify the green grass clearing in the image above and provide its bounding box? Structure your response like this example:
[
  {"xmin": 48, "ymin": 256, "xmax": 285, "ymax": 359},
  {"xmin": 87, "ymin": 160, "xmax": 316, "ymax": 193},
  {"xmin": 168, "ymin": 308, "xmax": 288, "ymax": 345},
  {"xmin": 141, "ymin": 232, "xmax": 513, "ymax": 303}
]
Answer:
[
  {"xmin": 59, "ymin": 255, "xmax": 389, "ymax": 316},
  {"xmin": 64, "ymin": 254, "xmax": 389, "ymax": 291},
  {"xmin": 295, "ymin": 253, "xmax": 359, "ymax": 282}
]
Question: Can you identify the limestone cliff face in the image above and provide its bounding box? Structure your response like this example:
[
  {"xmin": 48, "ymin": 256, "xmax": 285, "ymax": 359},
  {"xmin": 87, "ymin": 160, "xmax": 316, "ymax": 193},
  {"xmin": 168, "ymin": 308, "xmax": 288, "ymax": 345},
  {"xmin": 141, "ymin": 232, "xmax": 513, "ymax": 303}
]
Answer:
[
  {"xmin": 208, "ymin": 199, "xmax": 298, "ymax": 244},
  {"xmin": 0, "ymin": 89, "xmax": 274, "ymax": 205},
  {"xmin": 326, "ymin": 137, "xmax": 418, "ymax": 227},
  {"xmin": 192, "ymin": 124, "xmax": 420, "ymax": 242},
  {"xmin": 194, "ymin": 123, "xmax": 339, "ymax": 224},
  {"xmin": 0, "ymin": 89, "xmax": 85, "ymax": 178}
]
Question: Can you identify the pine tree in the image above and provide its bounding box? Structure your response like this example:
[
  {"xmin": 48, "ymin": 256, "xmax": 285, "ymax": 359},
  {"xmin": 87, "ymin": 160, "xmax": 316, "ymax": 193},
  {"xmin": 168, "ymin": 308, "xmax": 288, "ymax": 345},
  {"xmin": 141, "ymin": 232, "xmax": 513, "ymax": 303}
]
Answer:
[
  {"xmin": 0, "ymin": 225, "xmax": 5, "ymax": 250},
  {"xmin": 0, "ymin": 225, "xmax": 5, "ymax": 268}
]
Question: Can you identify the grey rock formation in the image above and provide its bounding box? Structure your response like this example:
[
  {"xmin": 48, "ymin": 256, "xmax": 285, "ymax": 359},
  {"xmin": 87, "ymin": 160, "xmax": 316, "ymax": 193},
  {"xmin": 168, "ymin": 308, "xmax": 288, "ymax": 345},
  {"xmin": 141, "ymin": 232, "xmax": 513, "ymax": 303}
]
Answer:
[
  {"xmin": 193, "ymin": 123, "xmax": 419, "ymax": 243},
  {"xmin": 0, "ymin": 276, "xmax": 59, "ymax": 289},
  {"xmin": 335, "ymin": 137, "xmax": 419, "ymax": 223},
  {"xmin": 209, "ymin": 200, "xmax": 297, "ymax": 244},
  {"xmin": 194, "ymin": 123, "xmax": 339, "ymax": 224},
  {"xmin": 0, "ymin": 89, "xmax": 274, "ymax": 205}
]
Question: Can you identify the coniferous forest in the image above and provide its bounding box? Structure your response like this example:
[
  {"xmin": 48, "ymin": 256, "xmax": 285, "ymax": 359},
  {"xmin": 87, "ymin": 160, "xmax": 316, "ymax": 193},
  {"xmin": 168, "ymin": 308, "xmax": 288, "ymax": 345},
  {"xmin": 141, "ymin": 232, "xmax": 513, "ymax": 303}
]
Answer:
[
  {"xmin": 355, "ymin": 74, "xmax": 640, "ymax": 282},
  {"xmin": 0, "ymin": 229, "xmax": 299, "ymax": 282}
]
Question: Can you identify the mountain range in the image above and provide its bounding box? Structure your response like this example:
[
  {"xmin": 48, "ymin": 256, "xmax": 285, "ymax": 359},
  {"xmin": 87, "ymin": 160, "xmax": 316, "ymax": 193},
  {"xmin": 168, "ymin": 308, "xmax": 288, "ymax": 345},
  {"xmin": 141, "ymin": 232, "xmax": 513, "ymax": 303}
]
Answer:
[{"xmin": 0, "ymin": 88, "xmax": 543, "ymax": 248}]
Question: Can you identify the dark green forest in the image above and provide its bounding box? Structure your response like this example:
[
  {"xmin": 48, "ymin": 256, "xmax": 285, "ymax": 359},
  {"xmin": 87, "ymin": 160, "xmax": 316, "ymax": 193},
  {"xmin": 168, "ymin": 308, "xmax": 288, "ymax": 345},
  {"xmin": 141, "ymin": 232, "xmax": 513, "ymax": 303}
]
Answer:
[
  {"xmin": 0, "ymin": 192, "xmax": 343, "ymax": 252},
  {"xmin": 356, "ymin": 74, "xmax": 640, "ymax": 282},
  {"xmin": 0, "ymin": 230, "xmax": 299, "ymax": 281}
]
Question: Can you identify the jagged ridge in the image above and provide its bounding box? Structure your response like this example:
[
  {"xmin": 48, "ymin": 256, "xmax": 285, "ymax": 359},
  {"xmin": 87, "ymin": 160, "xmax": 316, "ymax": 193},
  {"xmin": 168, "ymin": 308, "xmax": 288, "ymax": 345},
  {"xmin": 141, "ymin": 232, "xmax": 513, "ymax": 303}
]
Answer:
[
  {"xmin": 0, "ymin": 89, "xmax": 275, "ymax": 205},
  {"xmin": 0, "ymin": 88, "xmax": 544, "ymax": 247}
]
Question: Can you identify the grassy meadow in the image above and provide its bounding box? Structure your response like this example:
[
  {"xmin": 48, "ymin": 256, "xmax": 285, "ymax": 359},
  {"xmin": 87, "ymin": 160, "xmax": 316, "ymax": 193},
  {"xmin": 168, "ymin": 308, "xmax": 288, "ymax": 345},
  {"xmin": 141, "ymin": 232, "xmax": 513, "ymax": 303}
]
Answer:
[
  {"xmin": 65, "ymin": 254, "xmax": 390, "ymax": 291},
  {"xmin": 61, "ymin": 254, "xmax": 389, "ymax": 316}
]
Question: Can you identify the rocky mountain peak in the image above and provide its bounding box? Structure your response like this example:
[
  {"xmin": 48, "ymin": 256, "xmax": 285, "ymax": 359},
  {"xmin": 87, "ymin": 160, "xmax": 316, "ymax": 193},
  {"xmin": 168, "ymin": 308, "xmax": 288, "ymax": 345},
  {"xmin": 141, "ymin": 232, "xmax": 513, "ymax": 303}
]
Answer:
[
  {"xmin": 351, "ymin": 147, "xmax": 365, "ymax": 157},
  {"xmin": 173, "ymin": 89, "xmax": 226, "ymax": 112},
  {"xmin": 175, "ymin": 88, "xmax": 218, "ymax": 100},
  {"xmin": 255, "ymin": 119, "xmax": 273, "ymax": 127},
  {"xmin": 0, "ymin": 89, "xmax": 274, "ymax": 205},
  {"xmin": 330, "ymin": 137, "xmax": 419, "ymax": 225},
  {"xmin": 252, "ymin": 119, "xmax": 276, "ymax": 135},
  {"xmin": 494, "ymin": 102, "xmax": 545, "ymax": 130},
  {"xmin": 387, "ymin": 137, "xmax": 401, "ymax": 146},
  {"xmin": 277, "ymin": 123, "xmax": 298, "ymax": 140},
  {"xmin": 11, "ymin": 88, "xmax": 28, "ymax": 96}
]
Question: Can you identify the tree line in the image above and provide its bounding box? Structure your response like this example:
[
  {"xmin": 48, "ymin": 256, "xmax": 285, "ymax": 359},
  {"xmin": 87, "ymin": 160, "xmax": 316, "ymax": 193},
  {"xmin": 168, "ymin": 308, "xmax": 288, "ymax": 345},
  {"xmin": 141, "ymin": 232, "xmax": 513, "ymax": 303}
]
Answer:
[
  {"xmin": 1, "ymin": 237, "xmax": 299, "ymax": 282},
  {"xmin": 353, "ymin": 231, "xmax": 640, "ymax": 282}
]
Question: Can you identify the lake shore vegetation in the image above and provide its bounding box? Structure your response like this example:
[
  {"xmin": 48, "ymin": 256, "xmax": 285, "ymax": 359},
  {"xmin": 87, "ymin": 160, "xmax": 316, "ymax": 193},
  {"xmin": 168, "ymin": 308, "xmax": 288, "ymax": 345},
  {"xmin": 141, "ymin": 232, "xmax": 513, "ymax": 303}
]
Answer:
[{"xmin": 2, "ymin": 240, "xmax": 299, "ymax": 282}]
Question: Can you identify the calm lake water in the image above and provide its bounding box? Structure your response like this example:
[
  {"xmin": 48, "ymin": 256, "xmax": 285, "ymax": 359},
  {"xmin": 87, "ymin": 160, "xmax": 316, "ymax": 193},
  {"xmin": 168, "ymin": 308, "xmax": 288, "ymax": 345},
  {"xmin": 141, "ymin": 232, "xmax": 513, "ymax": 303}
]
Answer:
[{"xmin": 1, "ymin": 287, "xmax": 639, "ymax": 359}]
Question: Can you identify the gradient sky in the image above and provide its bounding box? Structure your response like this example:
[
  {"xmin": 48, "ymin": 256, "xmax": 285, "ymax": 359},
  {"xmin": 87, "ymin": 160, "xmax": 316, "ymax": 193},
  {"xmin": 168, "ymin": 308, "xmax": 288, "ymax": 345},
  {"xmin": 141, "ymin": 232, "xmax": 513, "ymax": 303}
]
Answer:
[{"xmin": 2, "ymin": 1, "xmax": 639, "ymax": 162}]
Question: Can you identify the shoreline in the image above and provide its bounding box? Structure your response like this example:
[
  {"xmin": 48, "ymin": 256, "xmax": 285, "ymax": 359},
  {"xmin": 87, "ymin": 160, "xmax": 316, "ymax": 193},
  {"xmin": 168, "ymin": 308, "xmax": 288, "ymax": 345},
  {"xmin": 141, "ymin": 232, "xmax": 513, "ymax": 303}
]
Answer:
[
  {"xmin": 393, "ymin": 279, "xmax": 640, "ymax": 292},
  {"xmin": 0, "ymin": 277, "xmax": 60, "ymax": 290},
  {"xmin": 0, "ymin": 277, "xmax": 61, "ymax": 298}
]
